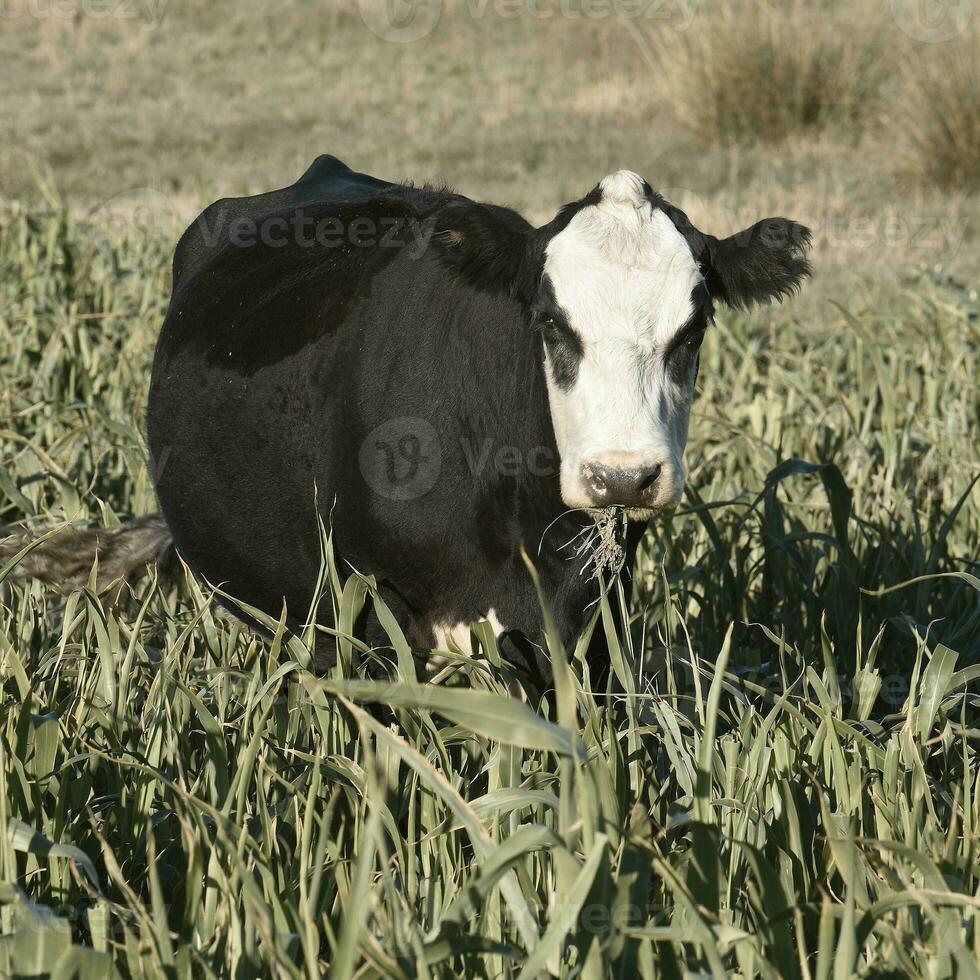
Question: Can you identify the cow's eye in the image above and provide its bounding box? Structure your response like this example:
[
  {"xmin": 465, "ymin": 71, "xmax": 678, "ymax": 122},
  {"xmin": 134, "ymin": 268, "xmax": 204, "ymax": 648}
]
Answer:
[
  {"xmin": 538, "ymin": 315, "xmax": 565, "ymax": 333},
  {"xmin": 666, "ymin": 327, "xmax": 706, "ymax": 385},
  {"xmin": 669, "ymin": 329, "xmax": 704, "ymax": 361},
  {"xmin": 538, "ymin": 315, "xmax": 584, "ymax": 367},
  {"xmin": 538, "ymin": 316, "xmax": 569, "ymax": 342}
]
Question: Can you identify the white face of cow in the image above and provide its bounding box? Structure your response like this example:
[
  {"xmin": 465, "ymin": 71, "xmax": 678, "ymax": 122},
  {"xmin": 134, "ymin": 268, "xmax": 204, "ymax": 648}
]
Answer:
[
  {"xmin": 538, "ymin": 171, "xmax": 708, "ymax": 517},
  {"xmin": 435, "ymin": 168, "xmax": 812, "ymax": 518}
]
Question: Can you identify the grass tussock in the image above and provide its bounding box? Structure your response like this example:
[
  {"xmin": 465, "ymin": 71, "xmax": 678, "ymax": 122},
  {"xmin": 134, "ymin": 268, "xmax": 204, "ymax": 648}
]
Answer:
[
  {"xmin": 1, "ymin": 187, "xmax": 978, "ymax": 975},
  {"xmin": 891, "ymin": 31, "xmax": 980, "ymax": 189},
  {"xmin": 649, "ymin": 1, "xmax": 887, "ymax": 144}
]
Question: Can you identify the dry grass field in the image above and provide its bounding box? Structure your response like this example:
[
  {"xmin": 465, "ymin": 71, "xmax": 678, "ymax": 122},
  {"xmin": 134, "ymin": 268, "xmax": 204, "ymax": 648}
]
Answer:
[
  {"xmin": 1, "ymin": 0, "xmax": 978, "ymax": 976},
  {"xmin": 2, "ymin": 0, "xmax": 977, "ymax": 300}
]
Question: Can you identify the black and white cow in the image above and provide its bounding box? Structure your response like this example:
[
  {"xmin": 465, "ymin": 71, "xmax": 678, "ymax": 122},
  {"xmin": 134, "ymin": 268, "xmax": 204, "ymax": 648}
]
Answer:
[{"xmin": 145, "ymin": 155, "xmax": 810, "ymax": 672}]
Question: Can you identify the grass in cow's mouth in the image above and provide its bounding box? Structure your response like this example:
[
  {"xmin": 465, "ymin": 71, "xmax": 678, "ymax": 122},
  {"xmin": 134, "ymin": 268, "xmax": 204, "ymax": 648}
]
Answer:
[
  {"xmin": 539, "ymin": 506, "xmax": 628, "ymax": 580},
  {"xmin": 577, "ymin": 507, "xmax": 628, "ymax": 580},
  {"xmin": 1, "ymin": 189, "xmax": 977, "ymax": 977}
]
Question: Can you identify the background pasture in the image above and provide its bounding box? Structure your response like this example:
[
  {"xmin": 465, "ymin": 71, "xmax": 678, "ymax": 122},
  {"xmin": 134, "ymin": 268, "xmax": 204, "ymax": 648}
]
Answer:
[{"xmin": 1, "ymin": 0, "xmax": 978, "ymax": 975}]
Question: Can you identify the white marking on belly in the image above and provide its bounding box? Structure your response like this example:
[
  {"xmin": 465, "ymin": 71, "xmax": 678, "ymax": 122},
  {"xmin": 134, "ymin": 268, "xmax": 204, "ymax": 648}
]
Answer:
[
  {"xmin": 427, "ymin": 609, "xmax": 508, "ymax": 671},
  {"xmin": 485, "ymin": 609, "xmax": 506, "ymax": 637},
  {"xmin": 431, "ymin": 621, "xmax": 475, "ymax": 655}
]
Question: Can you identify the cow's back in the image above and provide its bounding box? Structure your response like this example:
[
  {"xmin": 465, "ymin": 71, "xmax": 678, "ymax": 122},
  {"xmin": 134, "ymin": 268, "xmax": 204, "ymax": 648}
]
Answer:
[{"xmin": 147, "ymin": 158, "xmax": 559, "ymax": 647}]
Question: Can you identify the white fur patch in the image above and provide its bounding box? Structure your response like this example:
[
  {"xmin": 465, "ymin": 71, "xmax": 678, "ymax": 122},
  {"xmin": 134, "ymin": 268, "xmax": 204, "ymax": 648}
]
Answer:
[
  {"xmin": 427, "ymin": 610, "xmax": 507, "ymax": 673},
  {"xmin": 598, "ymin": 169, "xmax": 648, "ymax": 205},
  {"xmin": 543, "ymin": 171, "xmax": 702, "ymax": 511},
  {"xmin": 431, "ymin": 621, "xmax": 473, "ymax": 654}
]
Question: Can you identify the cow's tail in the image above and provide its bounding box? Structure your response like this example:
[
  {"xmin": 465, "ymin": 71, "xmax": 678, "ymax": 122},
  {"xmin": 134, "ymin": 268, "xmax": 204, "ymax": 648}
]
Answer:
[{"xmin": 0, "ymin": 514, "xmax": 174, "ymax": 593}]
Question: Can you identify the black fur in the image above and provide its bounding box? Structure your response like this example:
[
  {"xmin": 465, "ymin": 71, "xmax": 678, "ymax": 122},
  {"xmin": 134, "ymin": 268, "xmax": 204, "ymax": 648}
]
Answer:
[
  {"xmin": 149, "ymin": 156, "xmax": 596, "ymax": 670},
  {"xmin": 703, "ymin": 218, "xmax": 812, "ymax": 310},
  {"xmin": 146, "ymin": 156, "xmax": 811, "ymax": 673},
  {"xmin": 534, "ymin": 276, "xmax": 584, "ymax": 391},
  {"xmin": 433, "ymin": 201, "xmax": 537, "ymax": 300},
  {"xmin": 659, "ymin": 203, "xmax": 812, "ymax": 311}
]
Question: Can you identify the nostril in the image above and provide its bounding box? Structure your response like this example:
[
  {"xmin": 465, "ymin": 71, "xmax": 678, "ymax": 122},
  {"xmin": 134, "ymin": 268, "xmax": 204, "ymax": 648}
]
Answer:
[
  {"xmin": 588, "ymin": 465, "xmax": 611, "ymax": 496},
  {"xmin": 637, "ymin": 464, "xmax": 662, "ymax": 494}
]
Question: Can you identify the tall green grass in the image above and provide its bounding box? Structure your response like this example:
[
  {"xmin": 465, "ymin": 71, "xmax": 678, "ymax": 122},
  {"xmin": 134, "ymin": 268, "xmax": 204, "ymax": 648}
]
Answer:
[{"xmin": 0, "ymin": 194, "xmax": 978, "ymax": 976}]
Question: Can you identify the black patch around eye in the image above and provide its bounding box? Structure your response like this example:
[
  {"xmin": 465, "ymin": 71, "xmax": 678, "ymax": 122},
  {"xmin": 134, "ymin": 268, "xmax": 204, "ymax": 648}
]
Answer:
[
  {"xmin": 532, "ymin": 277, "xmax": 584, "ymax": 390},
  {"xmin": 541, "ymin": 320, "xmax": 584, "ymax": 391},
  {"xmin": 665, "ymin": 321, "xmax": 707, "ymax": 387}
]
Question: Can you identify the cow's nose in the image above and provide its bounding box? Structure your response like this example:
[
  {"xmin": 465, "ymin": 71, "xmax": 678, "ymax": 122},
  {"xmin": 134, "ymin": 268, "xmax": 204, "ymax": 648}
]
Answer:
[{"xmin": 585, "ymin": 461, "xmax": 663, "ymax": 507}]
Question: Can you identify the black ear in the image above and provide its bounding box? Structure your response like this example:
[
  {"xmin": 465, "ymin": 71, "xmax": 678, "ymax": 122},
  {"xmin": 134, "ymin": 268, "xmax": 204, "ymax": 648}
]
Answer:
[
  {"xmin": 703, "ymin": 218, "xmax": 812, "ymax": 310},
  {"xmin": 433, "ymin": 201, "xmax": 535, "ymax": 299}
]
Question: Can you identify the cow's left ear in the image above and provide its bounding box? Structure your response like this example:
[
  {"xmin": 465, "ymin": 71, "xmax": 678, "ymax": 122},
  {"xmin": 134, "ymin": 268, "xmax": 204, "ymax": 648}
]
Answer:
[
  {"xmin": 703, "ymin": 218, "xmax": 812, "ymax": 310},
  {"xmin": 433, "ymin": 202, "xmax": 536, "ymax": 299}
]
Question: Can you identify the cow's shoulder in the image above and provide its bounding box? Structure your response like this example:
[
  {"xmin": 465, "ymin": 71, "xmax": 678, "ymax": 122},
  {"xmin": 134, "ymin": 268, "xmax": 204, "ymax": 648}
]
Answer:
[{"xmin": 170, "ymin": 156, "xmax": 456, "ymax": 293}]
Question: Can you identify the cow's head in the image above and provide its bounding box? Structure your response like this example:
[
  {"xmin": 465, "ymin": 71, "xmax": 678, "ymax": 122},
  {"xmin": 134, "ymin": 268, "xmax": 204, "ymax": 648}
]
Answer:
[{"xmin": 436, "ymin": 171, "xmax": 811, "ymax": 517}]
